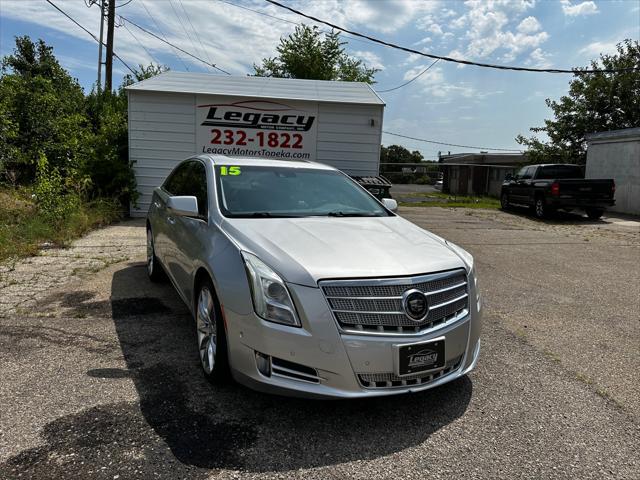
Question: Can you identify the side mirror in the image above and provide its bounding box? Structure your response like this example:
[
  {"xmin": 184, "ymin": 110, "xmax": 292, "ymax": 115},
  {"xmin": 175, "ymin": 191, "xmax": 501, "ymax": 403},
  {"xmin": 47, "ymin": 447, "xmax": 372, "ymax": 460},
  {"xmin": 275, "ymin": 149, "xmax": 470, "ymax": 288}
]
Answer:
[
  {"xmin": 167, "ymin": 195, "xmax": 200, "ymax": 218},
  {"xmin": 505, "ymin": 173, "xmax": 514, "ymax": 181},
  {"xmin": 382, "ymin": 198, "xmax": 398, "ymax": 213}
]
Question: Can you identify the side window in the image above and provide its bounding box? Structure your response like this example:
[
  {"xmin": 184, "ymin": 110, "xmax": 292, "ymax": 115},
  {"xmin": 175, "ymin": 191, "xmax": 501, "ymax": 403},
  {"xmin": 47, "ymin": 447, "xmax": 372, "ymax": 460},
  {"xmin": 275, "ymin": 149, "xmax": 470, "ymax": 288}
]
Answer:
[
  {"xmin": 521, "ymin": 167, "xmax": 535, "ymax": 180},
  {"xmin": 189, "ymin": 162, "xmax": 208, "ymax": 217},
  {"xmin": 163, "ymin": 162, "xmax": 191, "ymax": 195}
]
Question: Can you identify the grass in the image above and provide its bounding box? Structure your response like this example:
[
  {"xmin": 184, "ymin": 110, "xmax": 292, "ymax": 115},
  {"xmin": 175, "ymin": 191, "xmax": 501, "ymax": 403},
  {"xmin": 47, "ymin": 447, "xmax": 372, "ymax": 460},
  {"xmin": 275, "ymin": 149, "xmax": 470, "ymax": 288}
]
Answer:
[
  {"xmin": 399, "ymin": 191, "xmax": 500, "ymax": 209},
  {"xmin": 0, "ymin": 187, "xmax": 122, "ymax": 263}
]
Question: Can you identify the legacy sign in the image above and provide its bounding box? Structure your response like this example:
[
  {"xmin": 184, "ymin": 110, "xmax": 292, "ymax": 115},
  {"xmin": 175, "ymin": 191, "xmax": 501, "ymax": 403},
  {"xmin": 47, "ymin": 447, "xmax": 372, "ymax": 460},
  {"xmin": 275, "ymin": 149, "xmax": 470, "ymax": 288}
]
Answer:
[{"xmin": 196, "ymin": 96, "xmax": 318, "ymax": 161}]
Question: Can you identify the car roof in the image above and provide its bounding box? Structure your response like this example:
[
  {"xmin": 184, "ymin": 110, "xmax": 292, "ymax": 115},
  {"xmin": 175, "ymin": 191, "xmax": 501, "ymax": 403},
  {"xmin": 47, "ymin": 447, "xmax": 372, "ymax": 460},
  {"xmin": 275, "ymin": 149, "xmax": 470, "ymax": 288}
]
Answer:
[{"xmin": 195, "ymin": 154, "xmax": 336, "ymax": 171}]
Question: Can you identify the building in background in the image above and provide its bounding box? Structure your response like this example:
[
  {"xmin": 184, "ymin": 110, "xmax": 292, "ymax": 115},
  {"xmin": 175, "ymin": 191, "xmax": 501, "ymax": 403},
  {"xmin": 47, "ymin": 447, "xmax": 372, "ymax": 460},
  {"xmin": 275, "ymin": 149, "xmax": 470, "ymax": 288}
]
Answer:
[
  {"xmin": 126, "ymin": 72, "xmax": 384, "ymax": 216},
  {"xmin": 586, "ymin": 128, "xmax": 640, "ymax": 215},
  {"xmin": 439, "ymin": 152, "xmax": 528, "ymax": 196}
]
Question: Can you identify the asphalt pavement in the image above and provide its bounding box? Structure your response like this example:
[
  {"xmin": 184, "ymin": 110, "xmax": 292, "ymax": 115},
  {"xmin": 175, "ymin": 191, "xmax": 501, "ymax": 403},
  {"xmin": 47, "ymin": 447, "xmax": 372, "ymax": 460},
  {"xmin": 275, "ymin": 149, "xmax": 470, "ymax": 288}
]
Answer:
[{"xmin": 0, "ymin": 208, "xmax": 638, "ymax": 479}]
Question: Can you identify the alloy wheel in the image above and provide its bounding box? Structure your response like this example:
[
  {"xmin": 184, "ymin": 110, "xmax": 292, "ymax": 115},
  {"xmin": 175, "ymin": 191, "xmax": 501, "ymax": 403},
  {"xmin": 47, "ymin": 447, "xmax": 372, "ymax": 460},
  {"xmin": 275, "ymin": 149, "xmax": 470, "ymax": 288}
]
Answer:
[
  {"xmin": 196, "ymin": 287, "xmax": 217, "ymax": 374},
  {"xmin": 535, "ymin": 199, "xmax": 544, "ymax": 218},
  {"xmin": 146, "ymin": 229, "xmax": 154, "ymax": 276}
]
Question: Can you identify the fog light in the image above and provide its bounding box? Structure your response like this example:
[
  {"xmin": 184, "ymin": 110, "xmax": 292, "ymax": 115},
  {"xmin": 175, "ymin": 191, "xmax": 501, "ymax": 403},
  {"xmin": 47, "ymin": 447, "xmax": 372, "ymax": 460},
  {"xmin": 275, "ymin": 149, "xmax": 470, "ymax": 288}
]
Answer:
[{"xmin": 255, "ymin": 351, "xmax": 271, "ymax": 377}]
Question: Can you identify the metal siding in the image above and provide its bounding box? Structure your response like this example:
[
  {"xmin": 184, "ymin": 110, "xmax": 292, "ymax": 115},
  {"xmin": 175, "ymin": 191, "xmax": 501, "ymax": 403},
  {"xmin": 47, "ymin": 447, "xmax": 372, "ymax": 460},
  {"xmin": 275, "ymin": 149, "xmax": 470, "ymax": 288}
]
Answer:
[
  {"xmin": 129, "ymin": 91, "xmax": 196, "ymax": 217},
  {"xmin": 316, "ymin": 103, "xmax": 383, "ymax": 176},
  {"xmin": 126, "ymin": 71, "xmax": 385, "ymax": 105}
]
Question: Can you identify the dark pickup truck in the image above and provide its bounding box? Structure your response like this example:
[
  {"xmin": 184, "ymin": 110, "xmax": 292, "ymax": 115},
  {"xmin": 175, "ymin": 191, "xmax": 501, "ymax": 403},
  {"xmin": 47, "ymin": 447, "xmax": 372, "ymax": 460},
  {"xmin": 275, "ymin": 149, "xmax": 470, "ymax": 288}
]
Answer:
[{"xmin": 500, "ymin": 164, "xmax": 615, "ymax": 219}]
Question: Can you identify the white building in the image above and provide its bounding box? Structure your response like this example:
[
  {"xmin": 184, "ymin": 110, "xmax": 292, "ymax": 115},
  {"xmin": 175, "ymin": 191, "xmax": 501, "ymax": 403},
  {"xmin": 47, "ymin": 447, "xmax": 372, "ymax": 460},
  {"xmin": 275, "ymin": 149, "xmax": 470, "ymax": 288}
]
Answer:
[
  {"xmin": 126, "ymin": 72, "xmax": 385, "ymax": 217},
  {"xmin": 586, "ymin": 128, "xmax": 640, "ymax": 215}
]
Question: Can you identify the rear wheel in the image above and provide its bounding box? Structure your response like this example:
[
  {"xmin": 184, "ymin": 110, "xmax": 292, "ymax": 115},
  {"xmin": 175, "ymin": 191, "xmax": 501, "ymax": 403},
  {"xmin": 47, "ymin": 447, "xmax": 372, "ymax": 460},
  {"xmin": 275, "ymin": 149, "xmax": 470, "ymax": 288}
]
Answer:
[
  {"xmin": 500, "ymin": 192, "xmax": 510, "ymax": 210},
  {"xmin": 586, "ymin": 208, "xmax": 604, "ymax": 220},
  {"xmin": 146, "ymin": 227, "xmax": 165, "ymax": 282},
  {"xmin": 534, "ymin": 197, "xmax": 553, "ymax": 219},
  {"xmin": 195, "ymin": 278, "xmax": 229, "ymax": 382}
]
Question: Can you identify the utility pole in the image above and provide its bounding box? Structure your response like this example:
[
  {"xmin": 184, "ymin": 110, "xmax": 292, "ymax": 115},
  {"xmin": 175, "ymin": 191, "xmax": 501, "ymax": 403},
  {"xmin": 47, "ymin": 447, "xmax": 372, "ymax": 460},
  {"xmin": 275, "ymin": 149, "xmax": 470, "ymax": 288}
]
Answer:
[
  {"xmin": 96, "ymin": 0, "xmax": 105, "ymax": 91},
  {"xmin": 105, "ymin": 0, "xmax": 115, "ymax": 91}
]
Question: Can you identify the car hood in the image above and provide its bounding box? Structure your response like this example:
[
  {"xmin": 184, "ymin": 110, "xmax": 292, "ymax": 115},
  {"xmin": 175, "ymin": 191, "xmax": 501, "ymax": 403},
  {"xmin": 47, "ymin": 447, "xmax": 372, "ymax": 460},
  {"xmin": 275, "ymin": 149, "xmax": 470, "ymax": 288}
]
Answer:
[{"xmin": 220, "ymin": 216, "xmax": 466, "ymax": 287}]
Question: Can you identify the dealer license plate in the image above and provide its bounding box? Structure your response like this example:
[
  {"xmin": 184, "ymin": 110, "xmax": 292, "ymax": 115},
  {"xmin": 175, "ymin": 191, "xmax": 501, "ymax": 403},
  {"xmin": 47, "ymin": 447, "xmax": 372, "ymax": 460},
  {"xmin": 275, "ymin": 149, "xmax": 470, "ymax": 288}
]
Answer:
[{"xmin": 397, "ymin": 338, "xmax": 445, "ymax": 376}]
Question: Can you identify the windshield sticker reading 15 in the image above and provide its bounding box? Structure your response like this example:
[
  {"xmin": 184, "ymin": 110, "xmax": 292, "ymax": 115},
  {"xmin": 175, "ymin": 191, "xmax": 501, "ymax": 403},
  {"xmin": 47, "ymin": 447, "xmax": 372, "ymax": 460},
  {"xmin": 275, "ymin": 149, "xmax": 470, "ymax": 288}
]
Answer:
[{"xmin": 220, "ymin": 166, "xmax": 241, "ymax": 176}]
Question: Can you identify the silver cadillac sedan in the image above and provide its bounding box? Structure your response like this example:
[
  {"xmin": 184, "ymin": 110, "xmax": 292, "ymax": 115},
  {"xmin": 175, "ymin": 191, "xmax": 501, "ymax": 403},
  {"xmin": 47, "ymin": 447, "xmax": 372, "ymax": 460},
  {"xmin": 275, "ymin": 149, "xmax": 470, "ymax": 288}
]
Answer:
[{"xmin": 146, "ymin": 154, "xmax": 481, "ymax": 398}]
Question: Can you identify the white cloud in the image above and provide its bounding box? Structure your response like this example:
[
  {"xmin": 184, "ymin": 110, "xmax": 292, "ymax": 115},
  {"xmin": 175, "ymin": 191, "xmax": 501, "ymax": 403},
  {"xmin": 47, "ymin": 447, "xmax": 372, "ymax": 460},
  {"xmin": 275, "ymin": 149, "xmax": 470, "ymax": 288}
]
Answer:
[
  {"xmin": 352, "ymin": 50, "xmax": 385, "ymax": 70},
  {"xmin": 560, "ymin": 1, "xmax": 599, "ymax": 17},
  {"xmin": 526, "ymin": 48, "xmax": 552, "ymax": 68},
  {"xmin": 579, "ymin": 41, "xmax": 619, "ymax": 57},
  {"xmin": 517, "ymin": 16, "xmax": 541, "ymax": 34},
  {"xmin": 449, "ymin": 1, "xmax": 549, "ymax": 63}
]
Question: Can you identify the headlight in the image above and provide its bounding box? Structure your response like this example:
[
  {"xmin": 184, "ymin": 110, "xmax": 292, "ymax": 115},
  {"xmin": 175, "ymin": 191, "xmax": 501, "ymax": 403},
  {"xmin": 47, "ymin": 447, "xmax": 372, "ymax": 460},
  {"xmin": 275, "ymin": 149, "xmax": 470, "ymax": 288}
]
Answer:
[
  {"xmin": 241, "ymin": 252, "xmax": 301, "ymax": 327},
  {"xmin": 446, "ymin": 241, "xmax": 474, "ymax": 271}
]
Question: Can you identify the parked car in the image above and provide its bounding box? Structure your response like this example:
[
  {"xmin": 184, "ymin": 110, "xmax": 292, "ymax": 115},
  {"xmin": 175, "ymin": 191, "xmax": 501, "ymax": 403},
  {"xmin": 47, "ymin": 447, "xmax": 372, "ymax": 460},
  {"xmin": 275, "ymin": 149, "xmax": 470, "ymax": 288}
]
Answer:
[
  {"xmin": 146, "ymin": 155, "xmax": 481, "ymax": 398},
  {"xmin": 434, "ymin": 180, "xmax": 443, "ymax": 191},
  {"xmin": 500, "ymin": 164, "xmax": 615, "ymax": 219}
]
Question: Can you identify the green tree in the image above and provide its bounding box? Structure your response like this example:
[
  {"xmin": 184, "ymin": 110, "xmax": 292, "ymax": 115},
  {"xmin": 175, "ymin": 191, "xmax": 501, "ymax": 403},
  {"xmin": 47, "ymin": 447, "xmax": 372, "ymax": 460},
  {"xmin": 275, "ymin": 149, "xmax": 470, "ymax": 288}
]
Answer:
[
  {"xmin": 254, "ymin": 25, "xmax": 377, "ymax": 83},
  {"xmin": 0, "ymin": 36, "xmax": 89, "ymax": 182},
  {"xmin": 380, "ymin": 144, "xmax": 424, "ymax": 164},
  {"xmin": 84, "ymin": 63, "xmax": 168, "ymax": 204},
  {"xmin": 517, "ymin": 39, "xmax": 640, "ymax": 164}
]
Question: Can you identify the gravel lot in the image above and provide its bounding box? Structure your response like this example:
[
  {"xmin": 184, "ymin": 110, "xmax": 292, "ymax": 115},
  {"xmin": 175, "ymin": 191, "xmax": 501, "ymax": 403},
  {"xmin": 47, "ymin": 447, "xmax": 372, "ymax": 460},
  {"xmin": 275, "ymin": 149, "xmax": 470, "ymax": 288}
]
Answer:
[{"xmin": 1, "ymin": 208, "xmax": 638, "ymax": 479}]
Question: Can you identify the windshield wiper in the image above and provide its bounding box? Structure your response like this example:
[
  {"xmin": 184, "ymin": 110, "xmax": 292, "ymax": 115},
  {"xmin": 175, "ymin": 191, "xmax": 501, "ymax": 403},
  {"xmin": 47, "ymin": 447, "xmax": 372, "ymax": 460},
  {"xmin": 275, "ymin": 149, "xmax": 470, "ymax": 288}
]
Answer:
[
  {"xmin": 325, "ymin": 211, "xmax": 379, "ymax": 217},
  {"xmin": 235, "ymin": 212, "xmax": 301, "ymax": 218}
]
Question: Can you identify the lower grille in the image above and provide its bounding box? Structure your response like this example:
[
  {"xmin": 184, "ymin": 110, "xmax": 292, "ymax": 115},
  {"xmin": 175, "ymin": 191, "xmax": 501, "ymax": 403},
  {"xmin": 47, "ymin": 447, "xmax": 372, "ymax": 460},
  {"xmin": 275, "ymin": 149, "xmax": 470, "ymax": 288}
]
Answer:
[
  {"xmin": 358, "ymin": 355, "xmax": 463, "ymax": 389},
  {"xmin": 320, "ymin": 269, "xmax": 469, "ymax": 335}
]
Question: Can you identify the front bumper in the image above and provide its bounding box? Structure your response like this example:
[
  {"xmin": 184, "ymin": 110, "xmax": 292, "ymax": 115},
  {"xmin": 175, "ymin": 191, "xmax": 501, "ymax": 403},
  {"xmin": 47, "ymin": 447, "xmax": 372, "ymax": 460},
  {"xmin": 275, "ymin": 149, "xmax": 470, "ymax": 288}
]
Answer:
[{"xmin": 224, "ymin": 280, "xmax": 482, "ymax": 399}]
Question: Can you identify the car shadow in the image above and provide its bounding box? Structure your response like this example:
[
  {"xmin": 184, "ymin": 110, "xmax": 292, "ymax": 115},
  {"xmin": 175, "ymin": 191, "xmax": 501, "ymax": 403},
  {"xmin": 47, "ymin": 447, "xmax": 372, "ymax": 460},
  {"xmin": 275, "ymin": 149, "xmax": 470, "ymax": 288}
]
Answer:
[
  {"xmin": 1, "ymin": 262, "xmax": 473, "ymax": 477},
  {"xmin": 504, "ymin": 206, "xmax": 608, "ymax": 225}
]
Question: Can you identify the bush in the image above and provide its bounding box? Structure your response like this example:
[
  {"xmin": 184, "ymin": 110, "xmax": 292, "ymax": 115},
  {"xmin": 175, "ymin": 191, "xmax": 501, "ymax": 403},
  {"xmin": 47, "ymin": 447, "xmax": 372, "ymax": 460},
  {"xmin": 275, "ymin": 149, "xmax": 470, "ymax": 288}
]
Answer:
[{"xmin": 33, "ymin": 154, "xmax": 80, "ymax": 224}]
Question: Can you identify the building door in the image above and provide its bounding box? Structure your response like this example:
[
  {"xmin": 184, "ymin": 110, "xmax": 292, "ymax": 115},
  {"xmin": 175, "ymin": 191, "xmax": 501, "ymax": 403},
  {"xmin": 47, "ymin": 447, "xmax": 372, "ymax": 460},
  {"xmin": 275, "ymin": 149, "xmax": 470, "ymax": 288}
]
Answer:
[
  {"xmin": 458, "ymin": 167, "xmax": 469, "ymax": 194},
  {"xmin": 472, "ymin": 166, "xmax": 489, "ymax": 195}
]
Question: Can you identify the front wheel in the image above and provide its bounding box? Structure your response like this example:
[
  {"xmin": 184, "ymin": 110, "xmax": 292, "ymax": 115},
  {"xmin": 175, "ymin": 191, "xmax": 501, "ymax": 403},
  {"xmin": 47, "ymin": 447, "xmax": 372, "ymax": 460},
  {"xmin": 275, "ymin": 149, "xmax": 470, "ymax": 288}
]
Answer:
[
  {"xmin": 586, "ymin": 208, "xmax": 604, "ymax": 220},
  {"xmin": 500, "ymin": 192, "xmax": 510, "ymax": 210},
  {"xmin": 195, "ymin": 279, "xmax": 230, "ymax": 383},
  {"xmin": 146, "ymin": 227, "xmax": 165, "ymax": 282}
]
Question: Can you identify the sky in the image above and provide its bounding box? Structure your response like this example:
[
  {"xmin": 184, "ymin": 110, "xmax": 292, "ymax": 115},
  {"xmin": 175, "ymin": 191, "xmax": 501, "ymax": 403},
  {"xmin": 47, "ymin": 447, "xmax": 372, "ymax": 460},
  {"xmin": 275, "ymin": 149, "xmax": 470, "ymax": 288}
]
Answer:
[{"xmin": 0, "ymin": 0, "xmax": 638, "ymax": 160}]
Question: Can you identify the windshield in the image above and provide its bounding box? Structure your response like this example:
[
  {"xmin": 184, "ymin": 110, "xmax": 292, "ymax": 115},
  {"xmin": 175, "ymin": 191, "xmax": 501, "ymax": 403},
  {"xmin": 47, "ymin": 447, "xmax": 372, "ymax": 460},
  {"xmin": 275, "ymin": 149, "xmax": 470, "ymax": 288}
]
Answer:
[{"xmin": 215, "ymin": 165, "xmax": 391, "ymax": 218}]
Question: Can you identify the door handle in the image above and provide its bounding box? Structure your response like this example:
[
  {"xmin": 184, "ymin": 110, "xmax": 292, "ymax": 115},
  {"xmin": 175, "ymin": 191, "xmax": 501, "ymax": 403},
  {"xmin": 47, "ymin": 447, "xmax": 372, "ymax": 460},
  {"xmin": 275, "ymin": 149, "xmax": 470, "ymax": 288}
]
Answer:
[{"xmin": 167, "ymin": 216, "xmax": 176, "ymax": 225}]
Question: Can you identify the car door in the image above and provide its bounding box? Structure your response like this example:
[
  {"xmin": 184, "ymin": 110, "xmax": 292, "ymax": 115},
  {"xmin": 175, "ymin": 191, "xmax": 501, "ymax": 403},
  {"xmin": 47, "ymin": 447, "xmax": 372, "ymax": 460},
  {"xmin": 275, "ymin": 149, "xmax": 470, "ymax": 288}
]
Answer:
[
  {"xmin": 509, "ymin": 166, "xmax": 530, "ymax": 203},
  {"xmin": 167, "ymin": 160, "xmax": 210, "ymax": 302},
  {"xmin": 154, "ymin": 162, "xmax": 191, "ymax": 268},
  {"xmin": 520, "ymin": 166, "xmax": 537, "ymax": 204}
]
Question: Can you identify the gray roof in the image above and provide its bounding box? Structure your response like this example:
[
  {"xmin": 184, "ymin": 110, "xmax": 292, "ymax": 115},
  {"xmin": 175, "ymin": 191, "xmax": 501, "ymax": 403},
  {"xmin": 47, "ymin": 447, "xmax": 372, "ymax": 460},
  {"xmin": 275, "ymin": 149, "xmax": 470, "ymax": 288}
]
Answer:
[
  {"xmin": 585, "ymin": 127, "xmax": 640, "ymax": 142},
  {"xmin": 126, "ymin": 71, "xmax": 385, "ymax": 105},
  {"xmin": 439, "ymin": 153, "xmax": 527, "ymax": 165}
]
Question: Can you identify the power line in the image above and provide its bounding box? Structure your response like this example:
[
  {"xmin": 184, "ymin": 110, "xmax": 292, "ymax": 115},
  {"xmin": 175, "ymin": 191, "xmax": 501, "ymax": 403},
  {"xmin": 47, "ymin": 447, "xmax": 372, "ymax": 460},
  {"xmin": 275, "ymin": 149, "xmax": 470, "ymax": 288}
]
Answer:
[
  {"xmin": 383, "ymin": 131, "xmax": 523, "ymax": 152},
  {"xmin": 120, "ymin": 15, "xmax": 231, "ymax": 74},
  {"xmin": 179, "ymin": 0, "xmax": 215, "ymax": 68},
  {"xmin": 376, "ymin": 59, "xmax": 439, "ymax": 93},
  {"xmin": 265, "ymin": 0, "xmax": 637, "ymax": 74},
  {"xmin": 140, "ymin": 0, "xmax": 190, "ymax": 71},
  {"xmin": 217, "ymin": 0, "xmax": 381, "ymax": 49},
  {"xmin": 168, "ymin": 0, "xmax": 207, "ymax": 71},
  {"xmin": 44, "ymin": 0, "xmax": 136, "ymax": 75},
  {"xmin": 122, "ymin": 21, "xmax": 160, "ymax": 66}
]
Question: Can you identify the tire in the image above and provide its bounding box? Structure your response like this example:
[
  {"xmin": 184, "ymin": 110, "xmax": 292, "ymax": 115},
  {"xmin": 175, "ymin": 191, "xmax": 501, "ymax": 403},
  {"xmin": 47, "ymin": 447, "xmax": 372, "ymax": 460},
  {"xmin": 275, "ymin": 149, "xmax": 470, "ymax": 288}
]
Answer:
[
  {"xmin": 146, "ymin": 227, "xmax": 166, "ymax": 282},
  {"xmin": 500, "ymin": 192, "xmax": 510, "ymax": 210},
  {"xmin": 586, "ymin": 208, "xmax": 604, "ymax": 220},
  {"xmin": 533, "ymin": 197, "xmax": 551, "ymax": 219},
  {"xmin": 195, "ymin": 278, "xmax": 230, "ymax": 383}
]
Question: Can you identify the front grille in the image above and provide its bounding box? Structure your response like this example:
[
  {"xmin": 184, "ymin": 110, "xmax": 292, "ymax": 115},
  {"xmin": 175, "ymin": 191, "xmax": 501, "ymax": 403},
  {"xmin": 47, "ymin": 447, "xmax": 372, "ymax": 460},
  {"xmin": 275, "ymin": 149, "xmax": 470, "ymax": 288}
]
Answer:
[
  {"xmin": 320, "ymin": 269, "xmax": 468, "ymax": 335},
  {"xmin": 358, "ymin": 355, "xmax": 463, "ymax": 389}
]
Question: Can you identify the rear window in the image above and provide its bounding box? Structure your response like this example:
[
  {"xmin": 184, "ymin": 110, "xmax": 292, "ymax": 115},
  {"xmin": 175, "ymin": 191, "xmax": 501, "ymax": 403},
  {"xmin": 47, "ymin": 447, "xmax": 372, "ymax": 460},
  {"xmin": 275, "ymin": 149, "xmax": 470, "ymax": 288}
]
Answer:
[{"xmin": 537, "ymin": 165, "xmax": 584, "ymax": 179}]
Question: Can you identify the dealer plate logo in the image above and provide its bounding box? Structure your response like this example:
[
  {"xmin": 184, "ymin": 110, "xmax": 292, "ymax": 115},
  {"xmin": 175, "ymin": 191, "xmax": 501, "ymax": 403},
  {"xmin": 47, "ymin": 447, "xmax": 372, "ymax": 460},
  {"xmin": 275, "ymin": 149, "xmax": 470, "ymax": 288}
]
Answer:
[{"xmin": 407, "ymin": 349, "xmax": 439, "ymax": 368}]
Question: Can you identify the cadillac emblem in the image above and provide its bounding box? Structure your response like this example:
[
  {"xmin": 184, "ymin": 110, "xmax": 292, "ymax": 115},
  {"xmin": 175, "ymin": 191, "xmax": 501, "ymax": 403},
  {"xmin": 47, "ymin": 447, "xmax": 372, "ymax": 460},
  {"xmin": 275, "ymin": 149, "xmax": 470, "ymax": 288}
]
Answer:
[{"xmin": 402, "ymin": 289, "xmax": 429, "ymax": 322}]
